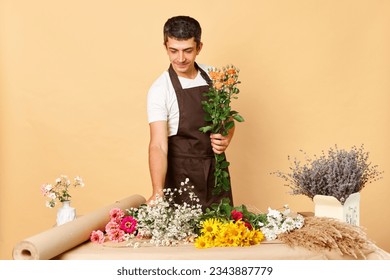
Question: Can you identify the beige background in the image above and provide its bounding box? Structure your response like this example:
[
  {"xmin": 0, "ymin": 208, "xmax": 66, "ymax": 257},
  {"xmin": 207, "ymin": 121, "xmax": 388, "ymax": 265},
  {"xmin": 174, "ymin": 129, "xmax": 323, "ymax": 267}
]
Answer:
[{"xmin": 1, "ymin": 0, "xmax": 389, "ymax": 259}]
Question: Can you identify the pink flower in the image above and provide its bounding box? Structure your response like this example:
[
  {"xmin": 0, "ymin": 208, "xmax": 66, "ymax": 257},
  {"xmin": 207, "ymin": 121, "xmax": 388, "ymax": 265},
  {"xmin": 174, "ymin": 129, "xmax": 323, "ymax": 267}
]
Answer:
[
  {"xmin": 120, "ymin": 216, "xmax": 137, "ymax": 234},
  {"xmin": 109, "ymin": 208, "xmax": 125, "ymax": 223},
  {"xmin": 231, "ymin": 210, "xmax": 243, "ymax": 221},
  {"xmin": 108, "ymin": 228, "xmax": 125, "ymax": 242},
  {"xmin": 105, "ymin": 220, "xmax": 120, "ymax": 233},
  {"xmin": 90, "ymin": 230, "xmax": 105, "ymax": 244},
  {"xmin": 40, "ymin": 184, "xmax": 52, "ymax": 196}
]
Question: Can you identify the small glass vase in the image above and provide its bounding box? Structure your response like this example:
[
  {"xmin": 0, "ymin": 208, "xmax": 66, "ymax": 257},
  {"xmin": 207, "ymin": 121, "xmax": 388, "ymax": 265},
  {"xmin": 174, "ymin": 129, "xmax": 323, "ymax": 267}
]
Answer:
[{"xmin": 56, "ymin": 200, "xmax": 76, "ymax": 226}]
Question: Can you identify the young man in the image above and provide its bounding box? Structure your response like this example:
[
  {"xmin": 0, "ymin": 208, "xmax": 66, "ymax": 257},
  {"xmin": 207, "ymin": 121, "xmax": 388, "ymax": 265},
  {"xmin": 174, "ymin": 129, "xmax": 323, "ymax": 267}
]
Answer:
[{"xmin": 146, "ymin": 16, "xmax": 234, "ymax": 209}]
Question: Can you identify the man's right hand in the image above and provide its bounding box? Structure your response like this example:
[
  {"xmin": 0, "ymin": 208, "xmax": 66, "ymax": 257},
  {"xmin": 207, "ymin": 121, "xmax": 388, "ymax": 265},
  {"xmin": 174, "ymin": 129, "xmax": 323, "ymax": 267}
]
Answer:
[{"xmin": 146, "ymin": 189, "xmax": 164, "ymax": 205}]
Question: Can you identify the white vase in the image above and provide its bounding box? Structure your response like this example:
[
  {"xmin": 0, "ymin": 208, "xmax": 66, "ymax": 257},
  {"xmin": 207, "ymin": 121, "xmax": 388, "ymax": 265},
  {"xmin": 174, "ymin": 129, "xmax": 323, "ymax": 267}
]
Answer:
[
  {"xmin": 56, "ymin": 200, "xmax": 76, "ymax": 226},
  {"xmin": 313, "ymin": 192, "xmax": 360, "ymax": 225}
]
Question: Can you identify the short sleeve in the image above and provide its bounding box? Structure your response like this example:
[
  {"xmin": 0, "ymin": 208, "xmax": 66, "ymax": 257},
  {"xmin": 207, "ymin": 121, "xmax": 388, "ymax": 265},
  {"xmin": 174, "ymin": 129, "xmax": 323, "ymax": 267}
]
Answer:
[{"xmin": 147, "ymin": 84, "xmax": 168, "ymax": 123}]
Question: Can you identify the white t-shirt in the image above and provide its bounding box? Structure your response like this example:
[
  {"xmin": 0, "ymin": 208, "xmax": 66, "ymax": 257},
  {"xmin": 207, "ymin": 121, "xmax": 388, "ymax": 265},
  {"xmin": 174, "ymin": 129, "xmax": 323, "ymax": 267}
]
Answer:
[{"xmin": 147, "ymin": 63, "xmax": 211, "ymax": 136}]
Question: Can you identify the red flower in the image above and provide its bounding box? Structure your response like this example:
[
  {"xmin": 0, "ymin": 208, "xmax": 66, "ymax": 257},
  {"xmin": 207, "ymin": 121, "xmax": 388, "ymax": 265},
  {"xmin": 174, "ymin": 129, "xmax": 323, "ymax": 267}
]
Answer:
[
  {"xmin": 231, "ymin": 210, "xmax": 243, "ymax": 221},
  {"xmin": 120, "ymin": 216, "xmax": 137, "ymax": 234},
  {"xmin": 244, "ymin": 221, "xmax": 253, "ymax": 230}
]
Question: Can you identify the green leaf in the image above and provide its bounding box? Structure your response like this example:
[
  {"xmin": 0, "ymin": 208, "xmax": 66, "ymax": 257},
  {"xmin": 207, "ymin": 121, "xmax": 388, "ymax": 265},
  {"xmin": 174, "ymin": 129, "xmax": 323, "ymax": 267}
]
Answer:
[
  {"xmin": 204, "ymin": 115, "xmax": 212, "ymax": 121},
  {"xmin": 220, "ymin": 202, "xmax": 232, "ymax": 216},
  {"xmin": 212, "ymin": 187, "xmax": 222, "ymax": 196},
  {"xmin": 222, "ymin": 177, "xmax": 230, "ymax": 191},
  {"xmin": 199, "ymin": 126, "xmax": 212, "ymax": 133},
  {"xmin": 215, "ymin": 153, "xmax": 225, "ymax": 162},
  {"xmin": 220, "ymin": 161, "xmax": 230, "ymax": 169},
  {"xmin": 221, "ymin": 197, "xmax": 231, "ymax": 205},
  {"xmin": 233, "ymin": 114, "xmax": 245, "ymax": 122},
  {"xmin": 224, "ymin": 121, "xmax": 235, "ymax": 131}
]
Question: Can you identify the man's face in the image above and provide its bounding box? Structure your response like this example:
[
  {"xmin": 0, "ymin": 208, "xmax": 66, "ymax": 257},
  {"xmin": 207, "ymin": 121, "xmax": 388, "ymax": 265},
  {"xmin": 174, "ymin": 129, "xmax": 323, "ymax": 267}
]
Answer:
[{"xmin": 165, "ymin": 37, "xmax": 202, "ymax": 79}]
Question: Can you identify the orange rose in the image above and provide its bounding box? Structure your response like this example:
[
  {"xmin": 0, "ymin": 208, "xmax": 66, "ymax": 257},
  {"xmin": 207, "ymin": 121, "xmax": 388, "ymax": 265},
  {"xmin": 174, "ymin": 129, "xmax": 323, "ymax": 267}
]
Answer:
[
  {"xmin": 214, "ymin": 81, "xmax": 223, "ymax": 90},
  {"xmin": 209, "ymin": 71, "xmax": 219, "ymax": 80},
  {"xmin": 225, "ymin": 77, "xmax": 235, "ymax": 85},
  {"xmin": 226, "ymin": 68, "xmax": 236, "ymax": 75}
]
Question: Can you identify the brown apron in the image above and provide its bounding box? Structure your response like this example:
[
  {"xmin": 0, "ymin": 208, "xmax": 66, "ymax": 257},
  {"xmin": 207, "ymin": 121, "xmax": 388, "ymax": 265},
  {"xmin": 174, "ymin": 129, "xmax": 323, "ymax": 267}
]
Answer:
[{"xmin": 165, "ymin": 63, "xmax": 233, "ymax": 210}]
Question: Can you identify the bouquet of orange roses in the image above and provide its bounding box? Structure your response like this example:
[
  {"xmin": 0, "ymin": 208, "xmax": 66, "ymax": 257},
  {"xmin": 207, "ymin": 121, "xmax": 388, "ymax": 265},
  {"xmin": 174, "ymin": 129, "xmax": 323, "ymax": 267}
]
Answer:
[{"xmin": 199, "ymin": 65, "xmax": 244, "ymax": 195}]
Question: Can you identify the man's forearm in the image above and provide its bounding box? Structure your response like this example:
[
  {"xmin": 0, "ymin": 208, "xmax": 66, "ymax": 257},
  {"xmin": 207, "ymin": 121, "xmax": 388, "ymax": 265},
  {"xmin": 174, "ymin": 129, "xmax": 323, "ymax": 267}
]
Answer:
[{"xmin": 148, "ymin": 145, "xmax": 167, "ymax": 195}]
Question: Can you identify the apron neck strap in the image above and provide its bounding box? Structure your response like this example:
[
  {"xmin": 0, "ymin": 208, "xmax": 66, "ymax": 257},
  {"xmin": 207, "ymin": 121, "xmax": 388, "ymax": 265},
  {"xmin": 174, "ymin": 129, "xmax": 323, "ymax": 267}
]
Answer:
[{"xmin": 168, "ymin": 63, "xmax": 212, "ymax": 90}]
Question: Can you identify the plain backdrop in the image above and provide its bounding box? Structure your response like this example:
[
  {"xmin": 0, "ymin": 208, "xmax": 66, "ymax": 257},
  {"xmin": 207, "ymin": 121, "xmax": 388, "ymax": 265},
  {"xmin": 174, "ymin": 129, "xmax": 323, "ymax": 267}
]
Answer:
[{"xmin": 1, "ymin": 0, "xmax": 389, "ymax": 259}]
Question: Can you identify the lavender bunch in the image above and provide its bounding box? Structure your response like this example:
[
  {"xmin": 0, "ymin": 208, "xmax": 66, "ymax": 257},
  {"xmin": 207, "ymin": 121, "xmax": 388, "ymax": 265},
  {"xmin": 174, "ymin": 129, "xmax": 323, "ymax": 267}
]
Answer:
[{"xmin": 272, "ymin": 145, "xmax": 383, "ymax": 204}]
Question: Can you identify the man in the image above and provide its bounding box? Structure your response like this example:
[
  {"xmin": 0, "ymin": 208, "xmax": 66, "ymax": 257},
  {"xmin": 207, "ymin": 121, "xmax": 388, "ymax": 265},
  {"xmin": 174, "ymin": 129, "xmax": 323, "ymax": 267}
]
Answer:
[{"xmin": 146, "ymin": 16, "xmax": 234, "ymax": 209}]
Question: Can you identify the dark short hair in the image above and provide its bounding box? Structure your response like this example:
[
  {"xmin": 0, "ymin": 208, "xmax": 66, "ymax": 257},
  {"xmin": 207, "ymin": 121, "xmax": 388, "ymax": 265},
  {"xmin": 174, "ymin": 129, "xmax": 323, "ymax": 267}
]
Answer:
[{"xmin": 163, "ymin": 16, "xmax": 202, "ymax": 47}]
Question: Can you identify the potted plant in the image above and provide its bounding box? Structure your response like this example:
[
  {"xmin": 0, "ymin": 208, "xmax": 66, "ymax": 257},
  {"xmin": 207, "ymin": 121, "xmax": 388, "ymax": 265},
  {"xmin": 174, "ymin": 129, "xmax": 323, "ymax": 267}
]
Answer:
[{"xmin": 272, "ymin": 144, "xmax": 383, "ymax": 225}]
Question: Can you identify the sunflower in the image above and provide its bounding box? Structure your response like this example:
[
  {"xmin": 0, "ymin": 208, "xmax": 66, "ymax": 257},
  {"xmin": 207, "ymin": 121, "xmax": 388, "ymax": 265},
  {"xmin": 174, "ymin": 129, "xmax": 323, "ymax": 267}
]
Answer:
[
  {"xmin": 200, "ymin": 218, "xmax": 222, "ymax": 236},
  {"xmin": 194, "ymin": 235, "xmax": 213, "ymax": 249}
]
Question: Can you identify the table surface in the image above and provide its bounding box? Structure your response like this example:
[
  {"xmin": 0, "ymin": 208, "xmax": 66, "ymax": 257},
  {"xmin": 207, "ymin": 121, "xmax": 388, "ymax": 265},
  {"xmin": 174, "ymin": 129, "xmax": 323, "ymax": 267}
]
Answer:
[{"xmin": 55, "ymin": 239, "xmax": 390, "ymax": 260}]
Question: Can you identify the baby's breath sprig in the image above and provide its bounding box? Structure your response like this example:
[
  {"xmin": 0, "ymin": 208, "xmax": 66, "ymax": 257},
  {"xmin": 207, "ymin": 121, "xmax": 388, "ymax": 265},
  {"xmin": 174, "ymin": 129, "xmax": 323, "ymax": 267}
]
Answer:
[
  {"xmin": 199, "ymin": 64, "xmax": 244, "ymax": 195},
  {"xmin": 126, "ymin": 178, "xmax": 203, "ymax": 246}
]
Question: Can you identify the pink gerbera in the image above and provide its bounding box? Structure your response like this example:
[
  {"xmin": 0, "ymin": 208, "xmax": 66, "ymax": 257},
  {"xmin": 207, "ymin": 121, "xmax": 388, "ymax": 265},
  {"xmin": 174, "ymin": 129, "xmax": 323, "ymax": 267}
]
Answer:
[
  {"xmin": 90, "ymin": 230, "xmax": 105, "ymax": 244},
  {"xmin": 120, "ymin": 216, "xmax": 137, "ymax": 234}
]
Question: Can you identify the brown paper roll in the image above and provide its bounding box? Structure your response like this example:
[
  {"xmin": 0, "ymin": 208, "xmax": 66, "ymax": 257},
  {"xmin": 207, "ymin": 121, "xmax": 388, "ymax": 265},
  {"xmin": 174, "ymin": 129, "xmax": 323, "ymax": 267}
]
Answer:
[{"xmin": 12, "ymin": 194, "xmax": 146, "ymax": 260}]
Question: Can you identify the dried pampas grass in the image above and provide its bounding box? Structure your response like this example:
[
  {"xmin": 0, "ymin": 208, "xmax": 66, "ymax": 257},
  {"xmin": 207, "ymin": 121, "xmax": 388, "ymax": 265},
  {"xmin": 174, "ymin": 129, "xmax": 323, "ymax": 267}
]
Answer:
[{"xmin": 278, "ymin": 216, "xmax": 376, "ymax": 259}]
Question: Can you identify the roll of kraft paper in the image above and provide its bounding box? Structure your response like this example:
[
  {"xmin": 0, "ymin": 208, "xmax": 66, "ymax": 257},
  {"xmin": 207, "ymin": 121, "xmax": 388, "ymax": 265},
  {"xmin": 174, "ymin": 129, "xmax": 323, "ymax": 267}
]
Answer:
[{"xmin": 12, "ymin": 194, "xmax": 146, "ymax": 260}]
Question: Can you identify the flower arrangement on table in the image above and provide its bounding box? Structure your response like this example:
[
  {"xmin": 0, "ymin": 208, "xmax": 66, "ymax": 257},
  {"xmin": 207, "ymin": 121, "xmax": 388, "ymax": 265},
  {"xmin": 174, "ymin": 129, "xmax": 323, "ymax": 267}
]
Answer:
[
  {"xmin": 40, "ymin": 175, "xmax": 85, "ymax": 208},
  {"xmin": 88, "ymin": 177, "xmax": 375, "ymax": 258},
  {"xmin": 194, "ymin": 199, "xmax": 304, "ymax": 248},
  {"xmin": 91, "ymin": 179, "xmax": 203, "ymax": 247},
  {"xmin": 272, "ymin": 144, "xmax": 383, "ymax": 204},
  {"xmin": 199, "ymin": 64, "xmax": 244, "ymax": 195},
  {"xmin": 90, "ymin": 179, "xmax": 304, "ymax": 248},
  {"xmin": 93, "ymin": 182, "xmax": 202, "ymax": 247}
]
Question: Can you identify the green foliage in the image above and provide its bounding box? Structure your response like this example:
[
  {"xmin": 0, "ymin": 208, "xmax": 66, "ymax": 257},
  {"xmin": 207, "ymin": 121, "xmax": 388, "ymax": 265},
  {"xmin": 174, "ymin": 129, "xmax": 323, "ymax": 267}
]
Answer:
[{"xmin": 197, "ymin": 198, "xmax": 268, "ymax": 232}]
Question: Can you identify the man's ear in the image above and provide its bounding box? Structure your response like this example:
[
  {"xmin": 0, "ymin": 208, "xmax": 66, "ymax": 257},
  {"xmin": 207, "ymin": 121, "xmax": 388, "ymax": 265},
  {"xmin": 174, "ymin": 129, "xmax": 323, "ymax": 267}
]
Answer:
[{"xmin": 197, "ymin": 42, "xmax": 203, "ymax": 55}]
